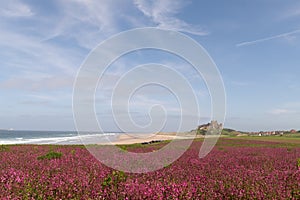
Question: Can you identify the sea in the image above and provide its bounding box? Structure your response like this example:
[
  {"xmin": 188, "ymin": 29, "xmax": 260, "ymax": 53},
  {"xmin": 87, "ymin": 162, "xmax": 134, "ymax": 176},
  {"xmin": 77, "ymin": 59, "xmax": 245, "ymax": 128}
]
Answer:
[{"xmin": 0, "ymin": 130, "xmax": 120, "ymax": 145}]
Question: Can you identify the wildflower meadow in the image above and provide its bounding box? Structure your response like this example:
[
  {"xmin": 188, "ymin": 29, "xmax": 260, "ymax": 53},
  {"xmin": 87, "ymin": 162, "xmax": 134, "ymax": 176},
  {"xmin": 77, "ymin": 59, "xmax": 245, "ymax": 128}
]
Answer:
[{"xmin": 1, "ymin": 138, "xmax": 300, "ymax": 199}]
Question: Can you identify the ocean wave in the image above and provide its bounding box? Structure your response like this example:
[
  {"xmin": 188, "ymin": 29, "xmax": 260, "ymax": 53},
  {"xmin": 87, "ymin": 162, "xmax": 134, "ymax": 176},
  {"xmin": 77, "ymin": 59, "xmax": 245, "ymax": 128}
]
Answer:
[{"xmin": 0, "ymin": 133, "xmax": 119, "ymax": 145}]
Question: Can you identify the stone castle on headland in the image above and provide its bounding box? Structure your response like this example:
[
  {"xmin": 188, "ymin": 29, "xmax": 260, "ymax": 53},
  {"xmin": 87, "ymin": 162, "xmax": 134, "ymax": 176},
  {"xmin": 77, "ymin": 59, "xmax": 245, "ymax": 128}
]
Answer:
[
  {"xmin": 190, "ymin": 121, "xmax": 299, "ymax": 136},
  {"xmin": 197, "ymin": 120, "xmax": 223, "ymax": 135}
]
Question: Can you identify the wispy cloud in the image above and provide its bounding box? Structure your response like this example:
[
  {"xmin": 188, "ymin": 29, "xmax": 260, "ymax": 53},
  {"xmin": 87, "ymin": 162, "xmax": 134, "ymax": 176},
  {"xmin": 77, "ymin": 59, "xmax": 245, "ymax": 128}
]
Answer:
[
  {"xmin": 236, "ymin": 29, "xmax": 300, "ymax": 47},
  {"xmin": 0, "ymin": 0, "xmax": 208, "ymax": 130},
  {"xmin": 268, "ymin": 101, "xmax": 300, "ymax": 116},
  {"xmin": 133, "ymin": 0, "xmax": 208, "ymax": 36},
  {"xmin": 0, "ymin": 0, "xmax": 34, "ymax": 17},
  {"xmin": 0, "ymin": 75, "xmax": 74, "ymax": 91},
  {"xmin": 1, "ymin": 0, "xmax": 207, "ymax": 84},
  {"xmin": 268, "ymin": 109, "xmax": 295, "ymax": 115},
  {"xmin": 49, "ymin": 0, "xmax": 125, "ymax": 49},
  {"xmin": 281, "ymin": 3, "xmax": 300, "ymax": 20},
  {"xmin": 0, "ymin": 28, "xmax": 80, "ymax": 76}
]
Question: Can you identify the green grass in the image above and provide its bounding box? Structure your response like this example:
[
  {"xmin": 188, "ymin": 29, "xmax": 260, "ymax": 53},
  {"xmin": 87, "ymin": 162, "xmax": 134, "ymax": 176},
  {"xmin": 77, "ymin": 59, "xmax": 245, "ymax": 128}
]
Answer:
[
  {"xmin": 0, "ymin": 145, "xmax": 10, "ymax": 152},
  {"xmin": 102, "ymin": 170, "xmax": 127, "ymax": 188},
  {"xmin": 116, "ymin": 143, "xmax": 144, "ymax": 151},
  {"xmin": 112, "ymin": 136, "xmax": 300, "ymax": 150},
  {"xmin": 116, "ymin": 140, "xmax": 171, "ymax": 151},
  {"xmin": 229, "ymin": 135, "xmax": 300, "ymax": 143},
  {"xmin": 215, "ymin": 137, "xmax": 300, "ymax": 149},
  {"xmin": 37, "ymin": 151, "xmax": 62, "ymax": 160}
]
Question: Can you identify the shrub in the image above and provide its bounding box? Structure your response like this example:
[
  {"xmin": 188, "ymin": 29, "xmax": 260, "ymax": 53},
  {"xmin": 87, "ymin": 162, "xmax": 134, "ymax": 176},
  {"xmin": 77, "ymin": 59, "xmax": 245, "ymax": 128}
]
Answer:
[
  {"xmin": 0, "ymin": 145, "xmax": 9, "ymax": 152},
  {"xmin": 102, "ymin": 170, "xmax": 127, "ymax": 188},
  {"xmin": 37, "ymin": 151, "xmax": 62, "ymax": 160}
]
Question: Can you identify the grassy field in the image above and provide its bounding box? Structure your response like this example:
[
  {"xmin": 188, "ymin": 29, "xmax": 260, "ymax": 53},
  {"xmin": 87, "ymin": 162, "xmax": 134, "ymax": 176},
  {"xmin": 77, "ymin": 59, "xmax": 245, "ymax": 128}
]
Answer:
[{"xmin": 226, "ymin": 135, "xmax": 300, "ymax": 144}]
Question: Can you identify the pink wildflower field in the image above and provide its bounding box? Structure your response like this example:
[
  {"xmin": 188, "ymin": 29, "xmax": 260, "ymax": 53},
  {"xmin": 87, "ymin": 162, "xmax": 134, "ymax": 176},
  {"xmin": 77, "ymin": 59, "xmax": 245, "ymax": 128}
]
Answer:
[{"xmin": 1, "ymin": 138, "xmax": 300, "ymax": 199}]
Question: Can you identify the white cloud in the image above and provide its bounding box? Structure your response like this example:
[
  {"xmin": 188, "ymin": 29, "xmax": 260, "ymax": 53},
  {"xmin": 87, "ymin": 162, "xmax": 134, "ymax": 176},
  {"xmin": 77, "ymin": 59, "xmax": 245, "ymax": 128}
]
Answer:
[
  {"xmin": 133, "ymin": 0, "xmax": 208, "ymax": 36},
  {"xmin": 0, "ymin": 0, "xmax": 208, "ymax": 131},
  {"xmin": 50, "ymin": 0, "xmax": 122, "ymax": 49},
  {"xmin": 0, "ymin": 0, "xmax": 34, "ymax": 17},
  {"xmin": 236, "ymin": 29, "xmax": 300, "ymax": 47},
  {"xmin": 1, "ymin": 0, "xmax": 208, "ymax": 83},
  {"xmin": 269, "ymin": 108, "xmax": 296, "ymax": 115},
  {"xmin": 47, "ymin": 0, "xmax": 208, "ymax": 49},
  {"xmin": 281, "ymin": 3, "xmax": 300, "ymax": 19},
  {"xmin": 0, "ymin": 26, "xmax": 80, "ymax": 76},
  {"xmin": 268, "ymin": 101, "xmax": 300, "ymax": 116}
]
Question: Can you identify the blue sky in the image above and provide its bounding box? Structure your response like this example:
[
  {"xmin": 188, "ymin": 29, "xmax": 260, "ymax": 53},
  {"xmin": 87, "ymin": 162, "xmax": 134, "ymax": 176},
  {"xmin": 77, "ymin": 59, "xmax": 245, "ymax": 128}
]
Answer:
[{"xmin": 0, "ymin": 0, "xmax": 299, "ymax": 131}]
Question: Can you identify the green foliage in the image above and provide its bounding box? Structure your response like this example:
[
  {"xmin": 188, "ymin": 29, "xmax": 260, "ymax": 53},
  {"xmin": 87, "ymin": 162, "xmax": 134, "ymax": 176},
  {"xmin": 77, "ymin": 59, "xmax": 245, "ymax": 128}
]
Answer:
[
  {"xmin": 70, "ymin": 149, "xmax": 76, "ymax": 155},
  {"xmin": 222, "ymin": 129, "xmax": 240, "ymax": 136},
  {"xmin": 164, "ymin": 163, "xmax": 171, "ymax": 168},
  {"xmin": 102, "ymin": 176, "xmax": 112, "ymax": 187},
  {"xmin": 117, "ymin": 145, "xmax": 128, "ymax": 152},
  {"xmin": 37, "ymin": 151, "xmax": 62, "ymax": 160},
  {"xmin": 197, "ymin": 129, "xmax": 206, "ymax": 135},
  {"xmin": 223, "ymin": 128, "xmax": 236, "ymax": 133},
  {"xmin": 102, "ymin": 170, "xmax": 127, "ymax": 188},
  {"xmin": 297, "ymin": 158, "xmax": 300, "ymax": 168},
  {"xmin": 0, "ymin": 145, "xmax": 9, "ymax": 152},
  {"xmin": 116, "ymin": 143, "xmax": 146, "ymax": 152}
]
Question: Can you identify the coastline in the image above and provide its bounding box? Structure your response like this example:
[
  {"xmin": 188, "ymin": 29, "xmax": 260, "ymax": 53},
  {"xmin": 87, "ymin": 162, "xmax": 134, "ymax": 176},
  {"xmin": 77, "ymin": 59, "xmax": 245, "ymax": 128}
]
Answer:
[{"xmin": 108, "ymin": 132, "xmax": 204, "ymax": 145}]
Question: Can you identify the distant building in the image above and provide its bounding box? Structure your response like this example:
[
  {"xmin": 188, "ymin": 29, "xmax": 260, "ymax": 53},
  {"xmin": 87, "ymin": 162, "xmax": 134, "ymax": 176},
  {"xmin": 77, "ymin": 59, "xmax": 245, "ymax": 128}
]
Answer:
[
  {"xmin": 290, "ymin": 129, "xmax": 297, "ymax": 133},
  {"xmin": 197, "ymin": 120, "xmax": 222, "ymax": 135}
]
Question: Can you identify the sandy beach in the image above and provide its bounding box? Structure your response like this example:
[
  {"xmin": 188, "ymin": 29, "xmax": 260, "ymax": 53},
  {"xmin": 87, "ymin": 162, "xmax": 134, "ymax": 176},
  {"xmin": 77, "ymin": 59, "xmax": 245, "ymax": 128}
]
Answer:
[{"xmin": 109, "ymin": 132, "xmax": 203, "ymax": 145}]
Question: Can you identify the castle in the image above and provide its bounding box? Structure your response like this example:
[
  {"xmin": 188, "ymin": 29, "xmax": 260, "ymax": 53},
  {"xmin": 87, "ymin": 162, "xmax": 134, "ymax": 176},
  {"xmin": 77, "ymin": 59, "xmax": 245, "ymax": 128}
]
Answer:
[{"xmin": 197, "ymin": 120, "xmax": 223, "ymax": 135}]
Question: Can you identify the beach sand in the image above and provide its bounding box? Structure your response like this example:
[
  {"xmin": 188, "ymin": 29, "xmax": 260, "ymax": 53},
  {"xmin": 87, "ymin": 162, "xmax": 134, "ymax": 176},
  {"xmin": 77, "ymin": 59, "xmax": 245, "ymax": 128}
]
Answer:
[{"xmin": 108, "ymin": 132, "xmax": 203, "ymax": 145}]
